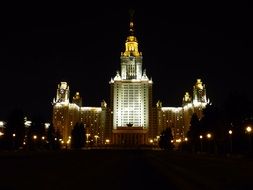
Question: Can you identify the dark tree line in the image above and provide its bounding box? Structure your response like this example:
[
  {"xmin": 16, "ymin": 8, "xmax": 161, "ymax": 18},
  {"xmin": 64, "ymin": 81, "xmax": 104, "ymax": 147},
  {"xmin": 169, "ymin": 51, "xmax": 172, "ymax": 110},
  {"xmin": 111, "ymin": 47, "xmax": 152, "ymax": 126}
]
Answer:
[
  {"xmin": 0, "ymin": 109, "xmax": 61, "ymax": 150},
  {"xmin": 186, "ymin": 91, "xmax": 253, "ymax": 155},
  {"xmin": 1, "ymin": 108, "xmax": 25, "ymax": 149},
  {"xmin": 0, "ymin": 108, "xmax": 88, "ymax": 151}
]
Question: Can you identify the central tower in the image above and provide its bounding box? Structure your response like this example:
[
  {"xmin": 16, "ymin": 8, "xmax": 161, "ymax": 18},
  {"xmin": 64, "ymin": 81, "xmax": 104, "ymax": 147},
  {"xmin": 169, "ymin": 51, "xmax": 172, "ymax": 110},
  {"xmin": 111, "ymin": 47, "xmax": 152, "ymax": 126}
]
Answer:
[{"xmin": 109, "ymin": 12, "xmax": 153, "ymax": 145}]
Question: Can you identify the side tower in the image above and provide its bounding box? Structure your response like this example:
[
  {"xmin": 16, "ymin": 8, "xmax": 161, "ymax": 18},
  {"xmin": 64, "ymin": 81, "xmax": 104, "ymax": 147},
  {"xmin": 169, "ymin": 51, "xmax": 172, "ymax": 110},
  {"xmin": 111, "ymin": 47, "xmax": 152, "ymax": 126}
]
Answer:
[
  {"xmin": 192, "ymin": 79, "xmax": 208, "ymax": 119},
  {"xmin": 109, "ymin": 12, "xmax": 153, "ymax": 145},
  {"xmin": 52, "ymin": 82, "xmax": 71, "ymax": 141},
  {"xmin": 52, "ymin": 82, "xmax": 80, "ymax": 145},
  {"xmin": 54, "ymin": 82, "xmax": 70, "ymax": 104}
]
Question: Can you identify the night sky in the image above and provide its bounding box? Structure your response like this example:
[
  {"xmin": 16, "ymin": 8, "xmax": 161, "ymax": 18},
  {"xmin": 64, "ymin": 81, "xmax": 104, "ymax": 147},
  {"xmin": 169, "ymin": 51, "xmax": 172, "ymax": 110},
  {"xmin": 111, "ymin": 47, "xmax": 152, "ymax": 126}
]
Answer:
[{"xmin": 1, "ymin": 1, "xmax": 252, "ymax": 121}]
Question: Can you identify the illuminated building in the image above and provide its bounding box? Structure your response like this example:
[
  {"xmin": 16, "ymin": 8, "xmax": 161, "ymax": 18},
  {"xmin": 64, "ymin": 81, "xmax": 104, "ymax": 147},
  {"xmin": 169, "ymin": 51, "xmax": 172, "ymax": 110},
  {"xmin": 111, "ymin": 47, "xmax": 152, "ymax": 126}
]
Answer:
[
  {"xmin": 52, "ymin": 82, "xmax": 108, "ymax": 145},
  {"xmin": 52, "ymin": 14, "xmax": 209, "ymax": 146},
  {"xmin": 155, "ymin": 79, "xmax": 209, "ymax": 141},
  {"xmin": 109, "ymin": 15, "xmax": 153, "ymax": 145}
]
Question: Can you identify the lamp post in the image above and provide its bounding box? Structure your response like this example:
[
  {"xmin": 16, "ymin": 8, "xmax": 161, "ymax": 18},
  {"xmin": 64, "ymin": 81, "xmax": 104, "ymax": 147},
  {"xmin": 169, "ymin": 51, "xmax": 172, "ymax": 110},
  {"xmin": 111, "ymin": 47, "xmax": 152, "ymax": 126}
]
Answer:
[
  {"xmin": 0, "ymin": 121, "xmax": 4, "ymax": 137},
  {"xmin": 94, "ymin": 135, "xmax": 99, "ymax": 145},
  {"xmin": 86, "ymin": 133, "xmax": 90, "ymax": 145},
  {"xmin": 0, "ymin": 121, "xmax": 4, "ymax": 134},
  {"xmin": 33, "ymin": 135, "xmax": 37, "ymax": 140},
  {"xmin": 199, "ymin": 135, "xmax": 203, "ymax": 152},
  {"xmin": 105, "ymin": 139, "xmax": 110, "ymax": 144},
  {"xmin": 12, "ymin": 133, "xmax": 16, "ymax": 149},
  {"xmin": 246, "ymin": 126, "xmax": 252, "ymax": 153},
  {"xmin": 206, "ymin": 133, "xmax": 212, "ymax": 153},
  {"xmin": 228, "ymin": 130, "xmax": 233, "ymax": 153}
]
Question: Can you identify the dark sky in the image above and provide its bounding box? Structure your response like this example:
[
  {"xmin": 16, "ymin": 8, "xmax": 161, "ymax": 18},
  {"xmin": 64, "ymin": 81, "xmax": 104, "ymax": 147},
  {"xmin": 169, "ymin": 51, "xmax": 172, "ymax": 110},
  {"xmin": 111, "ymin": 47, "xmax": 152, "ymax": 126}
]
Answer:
[{"xmin": 1, "ymin": 1, "xmax": 252, "ymax": 121}]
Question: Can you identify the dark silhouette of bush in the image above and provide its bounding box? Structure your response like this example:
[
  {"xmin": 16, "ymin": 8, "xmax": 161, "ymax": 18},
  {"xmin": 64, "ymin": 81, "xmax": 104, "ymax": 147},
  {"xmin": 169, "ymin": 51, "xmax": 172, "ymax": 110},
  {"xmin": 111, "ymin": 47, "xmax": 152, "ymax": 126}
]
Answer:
[
  {"xmin": 71, "ymin": 122, "xmax": 86, "ymax": 149},
  {"xmin": 159, "ymin": 127, "xmax": 174, "ymax": 150}
]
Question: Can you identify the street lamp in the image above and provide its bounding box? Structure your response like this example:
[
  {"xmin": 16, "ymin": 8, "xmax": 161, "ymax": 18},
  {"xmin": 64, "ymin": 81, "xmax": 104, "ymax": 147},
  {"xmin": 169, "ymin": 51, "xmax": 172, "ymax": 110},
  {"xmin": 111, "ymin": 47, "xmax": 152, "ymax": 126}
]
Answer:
[
  {"xmin": 246, "ymin": 126, "xmax": 252, "ymax": 153},
  {"xmin": 105, "ymin": 139, "xmax": 110, "ymax": 144},
  {"xmin": 206, "ymin": 133, "xmax": 212, "ymax": 153},
  {"xmin": 12, "ymin": 133, "xmax": 16, "ymax": 149},
  {"xmin": 86, "ymin": 133, "xmax": 90, "ymax": 144},
  {"xmin": 199, "ymin": 135, "xmax": 203, "ymax": 152},
  {"xmin": 0, "ymin": 121, "xmax": 4, "ymax": 127},
  {"xmin": 228, "ymin": 130, "xmax": 233, "ymax": 153},
  {"xmin": 246, "ymin": 126, "xmax": 252, "ymax": 133},
  {"xmin": 0, "ymin": 121, "xmax": 4, "ymax": 134},
  {"xmin": 94, "ymin": 135, "xmax": 99, "ymax": 145}
]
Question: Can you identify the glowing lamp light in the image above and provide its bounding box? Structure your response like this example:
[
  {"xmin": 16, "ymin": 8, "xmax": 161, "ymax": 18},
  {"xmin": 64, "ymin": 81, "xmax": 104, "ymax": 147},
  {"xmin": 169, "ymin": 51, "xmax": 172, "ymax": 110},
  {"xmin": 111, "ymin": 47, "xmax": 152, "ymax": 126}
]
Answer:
[
  {"xmin": 228, "ymin": 130, "xmax": 233, "ymax": 135},
  {"xmin": 206, "ymin": 133, "xmax": 212, "ymax": 139},
  {"xmin": 199, "ymin": 135, "xmax": 203, "ymax": 139},
  {"xmin": 0, "ymin": 121, "xmax": 4, "ymax": 127},
  {"xmin": 86, "ymin": 134, "xmax": 91, "ymax": 143},
  {"xmin": 94, "ymin": 135, "xmax": 99, "ymax": 144},
  {"xmin": 246, "ymin": 126, "xmax": 252, "ymax": 133}
]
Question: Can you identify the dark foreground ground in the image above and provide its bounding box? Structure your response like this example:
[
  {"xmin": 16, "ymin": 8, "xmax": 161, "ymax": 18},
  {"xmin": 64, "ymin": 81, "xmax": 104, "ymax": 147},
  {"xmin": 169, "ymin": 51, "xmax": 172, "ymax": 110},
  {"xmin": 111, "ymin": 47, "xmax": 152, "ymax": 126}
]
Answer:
[{"xmin": 0, "ymin": 148, "xmax": 253, "ymax": 190}]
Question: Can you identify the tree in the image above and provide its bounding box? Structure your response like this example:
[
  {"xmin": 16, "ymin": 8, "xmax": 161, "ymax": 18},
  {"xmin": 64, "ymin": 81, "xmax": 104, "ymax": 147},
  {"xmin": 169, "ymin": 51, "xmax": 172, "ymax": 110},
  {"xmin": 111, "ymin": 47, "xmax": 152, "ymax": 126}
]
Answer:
[
  {"xmin": 4, "ymin": 109, "xmax": 25, "ymax": 149},
  {"xmin": 222, "ymin": 92, "xmax": 253, "ymax": 153},
  {"xmin": 46, "ymin": 123, "xmax": 61, "ymax": 150},
  {"xmin": 187, "ymin": 113, "xmax": 201, "ymax": 152},
  {"xmin": 200, "ymin": 104, "xmax": 225, "ymax": 154},
  {"xmin": 26, "ymin": 114, "xmax": 46, "ymax": 150},
  {"xmin": 71, "ymin": 122, "xmax": 86, "ymax": 149},
  {"xmin": 159, "ymin": 127, "xmax": 174, "ymax": 150},
  {"xmin": 223, "ymin": 91, "xmax": 253, "ymax": 128}
]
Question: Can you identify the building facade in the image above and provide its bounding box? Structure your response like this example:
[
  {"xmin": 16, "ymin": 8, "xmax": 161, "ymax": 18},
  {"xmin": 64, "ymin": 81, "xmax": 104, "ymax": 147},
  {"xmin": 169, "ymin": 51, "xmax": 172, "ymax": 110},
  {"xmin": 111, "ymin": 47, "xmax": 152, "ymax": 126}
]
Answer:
[
  {"xmin": 52, "ymin": 16, "xmax": 209, "ymax": 146},
  {"xmin": 52, "ymin": 82, "xmax": 109, "ymax": 146},
  {"xmin": 154, "ymin": 79, "xmax": 209, "ymax": 144},
  {"xmin": 109, "ymin": 17, "xmax": 153, "ymax": 145}
]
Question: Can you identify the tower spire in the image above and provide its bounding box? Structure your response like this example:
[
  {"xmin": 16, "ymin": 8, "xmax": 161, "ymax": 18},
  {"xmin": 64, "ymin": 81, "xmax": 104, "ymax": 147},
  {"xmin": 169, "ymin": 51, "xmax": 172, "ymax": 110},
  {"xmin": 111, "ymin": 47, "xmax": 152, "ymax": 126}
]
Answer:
[
  {"xmin": 129, "ymin": 9, "xmax": 135, "ymax": 36},
  {"xmin": 122, "ymin": 9, "xmax": 140, "ymax": 57}
]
